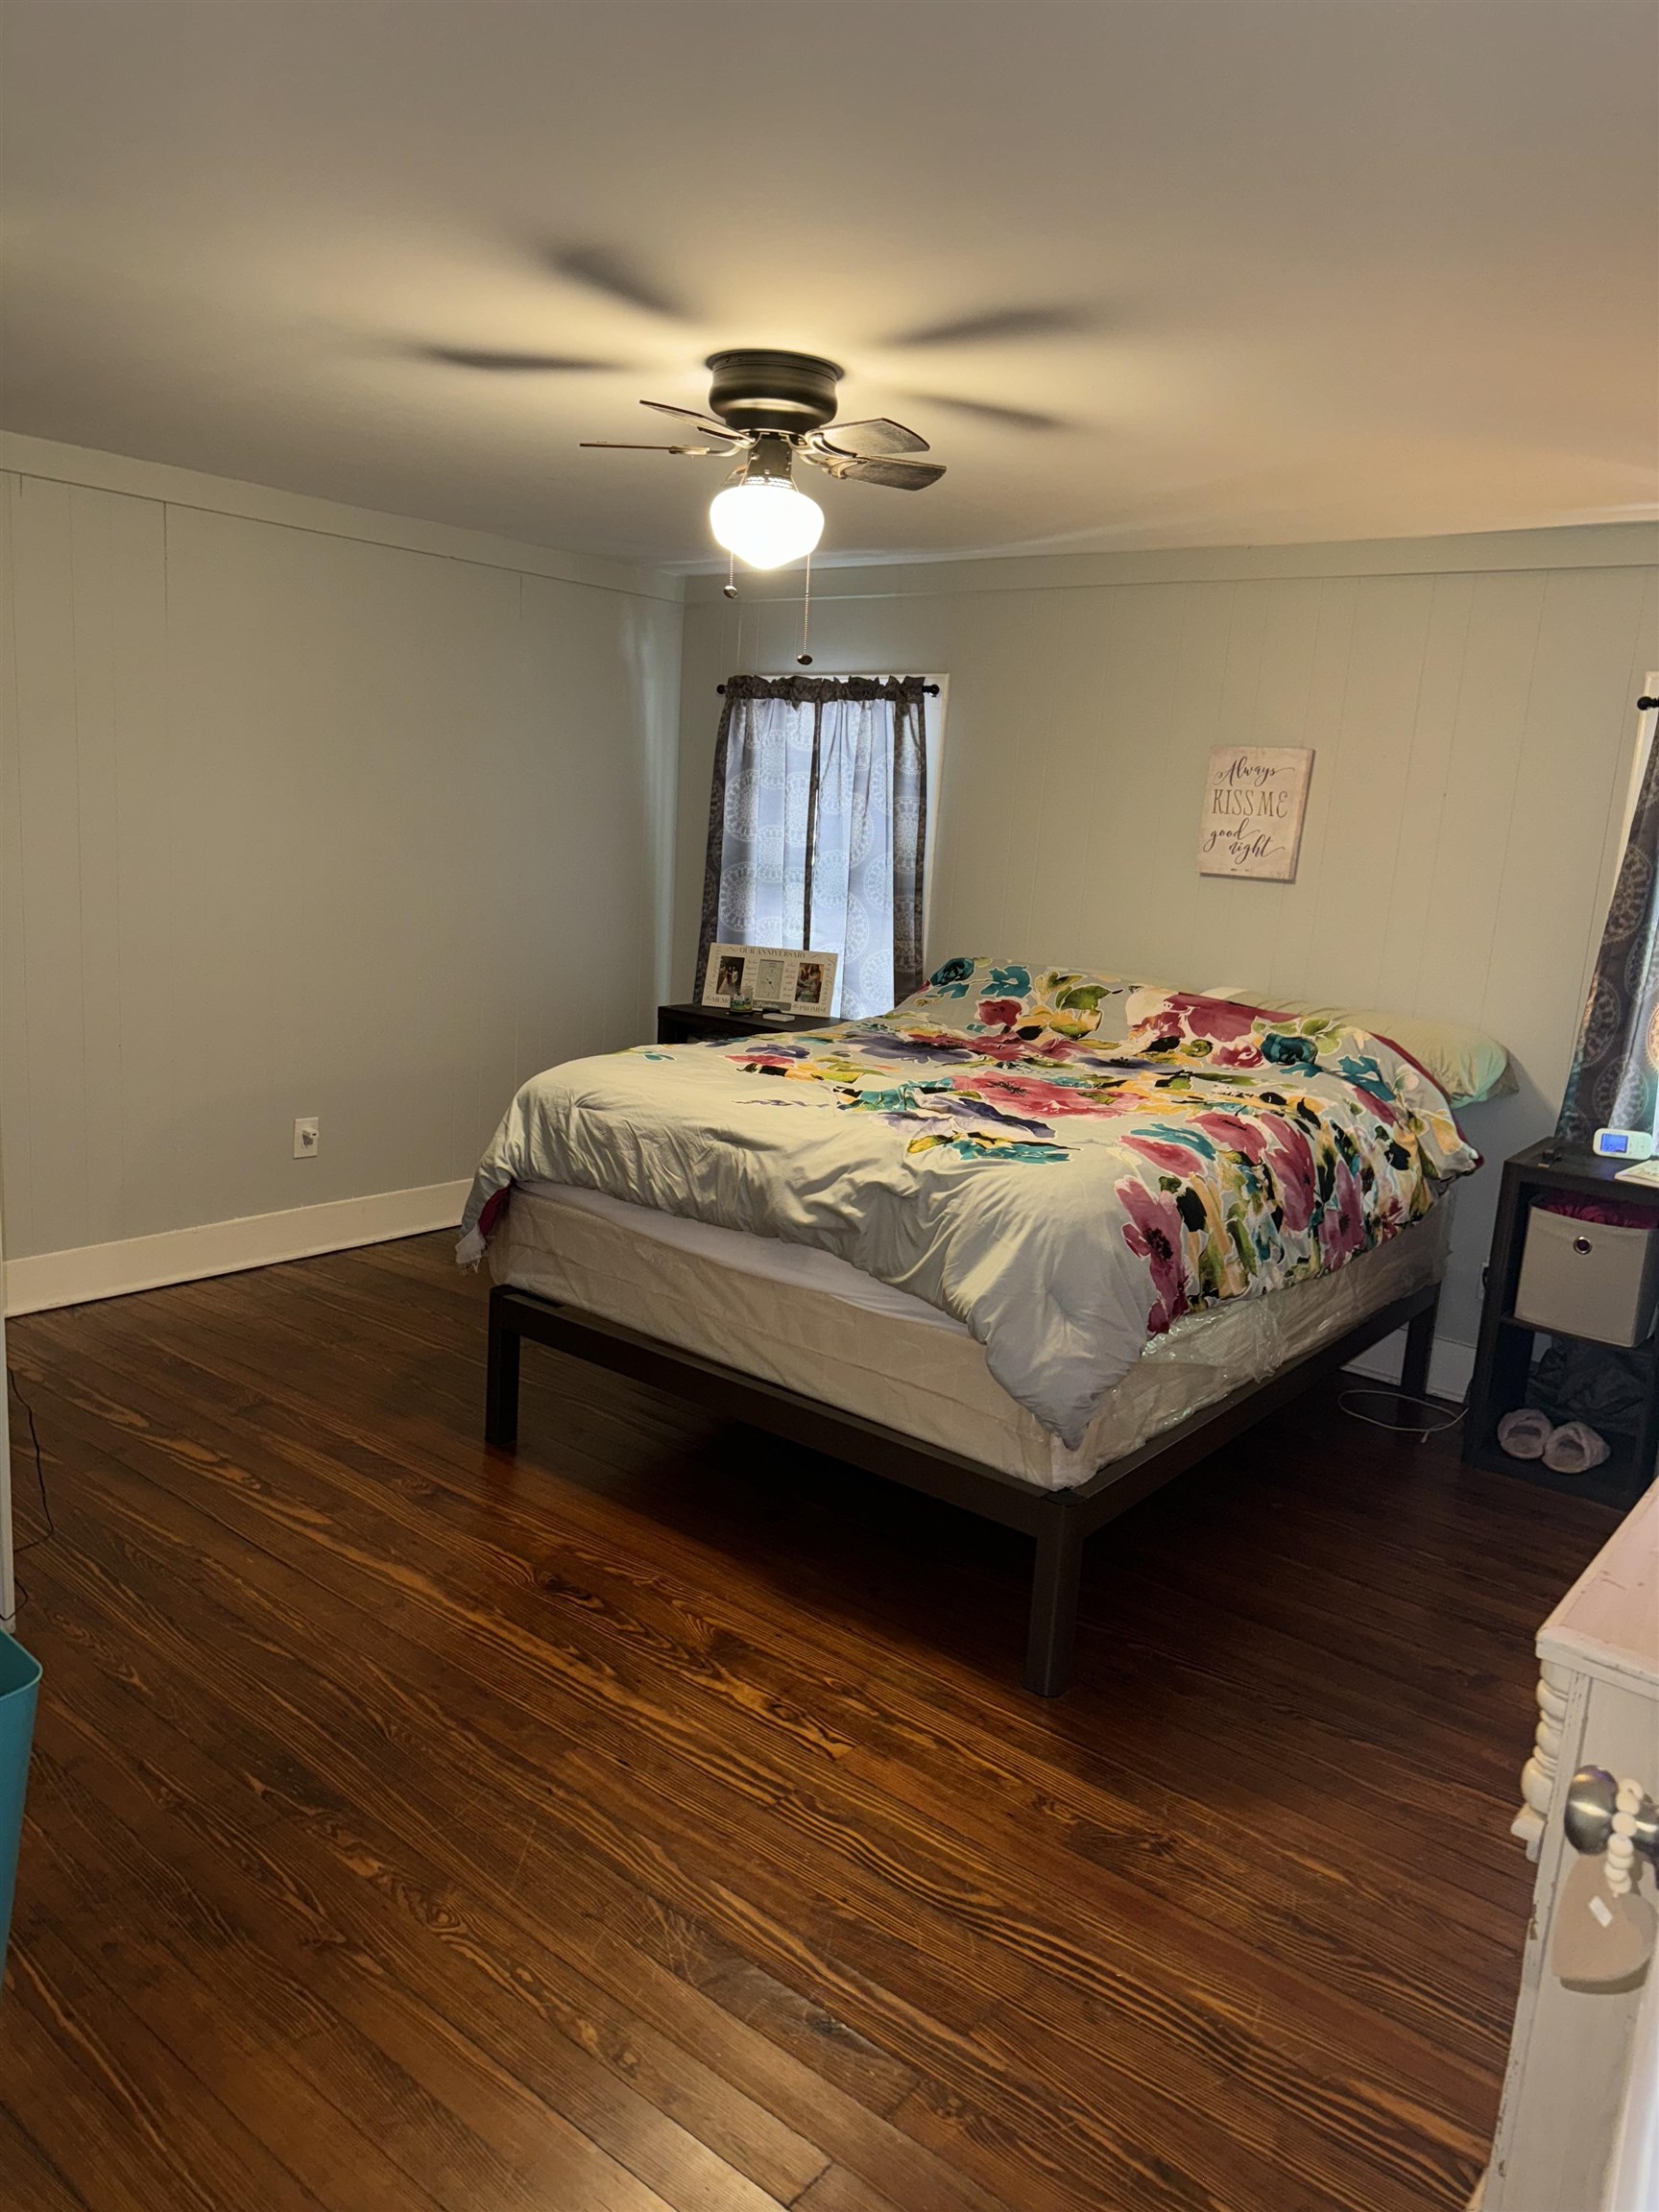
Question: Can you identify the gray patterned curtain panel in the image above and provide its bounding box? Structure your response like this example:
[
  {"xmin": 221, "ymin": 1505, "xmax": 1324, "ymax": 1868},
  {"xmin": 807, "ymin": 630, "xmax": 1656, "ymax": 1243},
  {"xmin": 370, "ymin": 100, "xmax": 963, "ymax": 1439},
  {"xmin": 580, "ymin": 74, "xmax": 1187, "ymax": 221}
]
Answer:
[
  {"xmin": 1558, "ymin": 729, "xmax": 1659, "ymax": 1143},
  {"xmin": 697, "ymin": 675, "xmax": 927, "ymax": 1020}
]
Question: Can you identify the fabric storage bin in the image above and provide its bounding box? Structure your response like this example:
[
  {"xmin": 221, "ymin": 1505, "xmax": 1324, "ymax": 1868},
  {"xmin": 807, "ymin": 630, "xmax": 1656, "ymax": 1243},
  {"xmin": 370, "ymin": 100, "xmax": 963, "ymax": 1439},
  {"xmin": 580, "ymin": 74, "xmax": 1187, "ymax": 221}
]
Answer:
[
  {"xmin": 1514, "ymin": 1204, "xmax": 1659, "ymax": 1347},
  {"xmin": 0, "ymin": 1632, "xmax": 40, "ymax": 1986}
]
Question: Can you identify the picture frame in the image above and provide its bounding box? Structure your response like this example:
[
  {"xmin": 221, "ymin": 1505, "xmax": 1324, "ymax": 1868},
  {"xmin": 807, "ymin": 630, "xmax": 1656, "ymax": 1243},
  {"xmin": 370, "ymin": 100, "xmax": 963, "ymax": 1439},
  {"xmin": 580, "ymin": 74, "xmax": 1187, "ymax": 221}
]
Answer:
[
  {"xmin": 701, "ymin": 943, "xmax": 840, "ymax": 1017},
  {"xmin": 1196, "ymin": 746, "xmax": 1314, "ymax": 882}
]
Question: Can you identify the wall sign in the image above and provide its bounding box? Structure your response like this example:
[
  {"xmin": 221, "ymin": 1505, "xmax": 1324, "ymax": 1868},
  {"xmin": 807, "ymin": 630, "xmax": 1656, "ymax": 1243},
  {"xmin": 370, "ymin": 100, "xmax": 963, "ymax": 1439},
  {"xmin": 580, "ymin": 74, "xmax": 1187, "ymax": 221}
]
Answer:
[{"xmin": 1197, "ymin": 746, "xmax": 1314, "ymax": 882}]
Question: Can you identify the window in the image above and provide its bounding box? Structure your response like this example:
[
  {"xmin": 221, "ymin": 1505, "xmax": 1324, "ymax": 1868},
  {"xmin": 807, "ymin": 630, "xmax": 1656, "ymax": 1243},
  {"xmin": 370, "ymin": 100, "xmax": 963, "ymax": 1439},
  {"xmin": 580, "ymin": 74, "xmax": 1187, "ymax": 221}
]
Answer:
[{"xmin": 698, "ymin": 674, "xmax": 941, "ymax": 1019}]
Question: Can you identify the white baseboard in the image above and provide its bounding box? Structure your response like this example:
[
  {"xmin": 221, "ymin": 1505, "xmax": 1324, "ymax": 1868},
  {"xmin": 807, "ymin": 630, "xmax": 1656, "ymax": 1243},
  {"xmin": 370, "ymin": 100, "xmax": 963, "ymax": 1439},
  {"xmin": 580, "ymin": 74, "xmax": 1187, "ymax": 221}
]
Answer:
[
  {"xmin": 3, "ymin": 1178, "xmax": 470, "ymax": 1316},
  {"xmin": 1345, "ymin": 1323, "xmax": 1475, "ymax": 1404}
]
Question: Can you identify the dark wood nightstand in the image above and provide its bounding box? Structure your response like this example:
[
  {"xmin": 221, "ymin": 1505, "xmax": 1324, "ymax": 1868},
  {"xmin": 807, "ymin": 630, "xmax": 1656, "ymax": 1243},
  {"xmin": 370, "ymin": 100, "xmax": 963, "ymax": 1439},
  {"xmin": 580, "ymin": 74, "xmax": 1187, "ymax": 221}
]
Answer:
[
  {"xmin": 1464, "ymin": 1137, "xmax": 1659, "ymax": 1509},
  {"xmin": 656, "ymin": 1002, "xmax": 831, "ymax": 1046}
]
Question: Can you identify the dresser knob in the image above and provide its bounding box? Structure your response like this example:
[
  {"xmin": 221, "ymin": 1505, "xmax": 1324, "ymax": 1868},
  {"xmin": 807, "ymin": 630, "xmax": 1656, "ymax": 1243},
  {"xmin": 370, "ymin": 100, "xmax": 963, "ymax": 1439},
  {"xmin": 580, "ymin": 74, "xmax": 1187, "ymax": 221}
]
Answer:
[{"xmin": 1564, "ymin": 1767, "xmax": 1659, "ymax": 1861}]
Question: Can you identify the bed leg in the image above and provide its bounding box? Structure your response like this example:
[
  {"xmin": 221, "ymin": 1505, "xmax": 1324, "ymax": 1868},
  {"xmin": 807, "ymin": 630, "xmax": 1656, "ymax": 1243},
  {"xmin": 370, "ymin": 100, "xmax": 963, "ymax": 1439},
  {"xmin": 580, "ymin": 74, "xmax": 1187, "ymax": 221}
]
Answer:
[
  {"xmin": 485, "ymin": 1286, "xmax": 520, "ymax": 1449},
  {"xmin": 1025, "ymin": 1505, "xmax": 1085, "ymax": 1697},
  {"xmin": 1402, "ymin": 1292, "xmax": 1439, "ymax": 1402}
]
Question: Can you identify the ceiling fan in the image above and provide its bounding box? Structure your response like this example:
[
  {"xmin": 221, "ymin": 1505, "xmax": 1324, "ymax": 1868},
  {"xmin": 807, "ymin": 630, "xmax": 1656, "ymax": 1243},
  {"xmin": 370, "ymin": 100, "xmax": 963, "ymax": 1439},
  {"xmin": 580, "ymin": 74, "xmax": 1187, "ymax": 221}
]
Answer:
[
  {"xmin": 409, "ymin": 244, "xmax": 1093, "ymax": 569},
  {"xmin": 580, "ymin": 348, "xmax": 941, "ymax": 568}
]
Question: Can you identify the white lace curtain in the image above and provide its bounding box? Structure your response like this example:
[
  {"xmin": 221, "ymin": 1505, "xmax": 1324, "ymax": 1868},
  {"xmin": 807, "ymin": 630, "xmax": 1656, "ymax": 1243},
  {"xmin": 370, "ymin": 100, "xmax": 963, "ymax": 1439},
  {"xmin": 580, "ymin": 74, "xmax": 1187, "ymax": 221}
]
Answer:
[{"xmin": 697, "ymin": 675, "xmax": 927, "ymax": 1019}]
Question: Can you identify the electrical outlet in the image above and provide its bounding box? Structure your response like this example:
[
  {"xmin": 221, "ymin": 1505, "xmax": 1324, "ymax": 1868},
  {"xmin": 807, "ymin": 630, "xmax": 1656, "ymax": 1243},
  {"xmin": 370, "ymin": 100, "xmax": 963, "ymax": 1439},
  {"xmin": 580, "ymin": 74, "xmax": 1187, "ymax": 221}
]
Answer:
[{"xmin": 293, "ymin": 1117, "xmax": 320, "ymax": 1159}]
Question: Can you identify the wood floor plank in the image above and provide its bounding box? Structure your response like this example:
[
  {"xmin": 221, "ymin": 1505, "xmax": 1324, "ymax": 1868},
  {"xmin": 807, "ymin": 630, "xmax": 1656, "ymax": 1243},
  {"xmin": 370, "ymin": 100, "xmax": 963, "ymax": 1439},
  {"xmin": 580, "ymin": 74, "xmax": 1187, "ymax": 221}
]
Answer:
[
  {"xmin": 0, "ymin": 2097, "xmax": 97, "ymax": 2212},
  {"xmin": 11, "ymin": 1410, "xmax": 1010, "ymax": 2212},
  {"xmin": 18, "ymin": 1704, "xmax": 703, "ymax": 2212},
  {"xmin": 20, "ymin": 1595, "xmax": 800, "ymax": 2212},
  {"xmin": 36, "ymin": 1327, "xmax": 1495, "ymax": 2212},
  {"xmin": 477, "ymin": 1501, "xmax": 1527, "ymax": 2069},
  {"xmin": 3, "ymin": 1918, "xmax": 336, "ymax": 2212},
  {"xmin": 42, "ymin": 1332, "xmax": 1510, "ymax": 2127},
  {"xmin": 19, "ymin": 1288, "xmax": 1551, "ymax": 1955},
  {"xmin": 3, "ymin": 1300, "xmax": 1548, "ymax": 2202},
  {"xmin": 143, "ymin": 1269, "xmax": 1577, "ymax": 1834},
  {"xmin": 2, "ymin": 1230, "xmax": 1614, "ymax": 2211},
  {"xmin": 792, "ymin": 2167, "xmax": 909, "ymax": 2212}
]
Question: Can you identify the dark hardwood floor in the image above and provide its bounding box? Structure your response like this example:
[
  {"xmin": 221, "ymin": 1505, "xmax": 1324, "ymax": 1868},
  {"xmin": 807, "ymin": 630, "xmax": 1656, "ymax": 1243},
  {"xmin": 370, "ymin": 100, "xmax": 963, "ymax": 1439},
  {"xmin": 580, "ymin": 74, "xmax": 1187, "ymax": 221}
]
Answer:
[{"xmin": 0, "ymin": 1232, "xmax": 1617, "ymax": 2212}]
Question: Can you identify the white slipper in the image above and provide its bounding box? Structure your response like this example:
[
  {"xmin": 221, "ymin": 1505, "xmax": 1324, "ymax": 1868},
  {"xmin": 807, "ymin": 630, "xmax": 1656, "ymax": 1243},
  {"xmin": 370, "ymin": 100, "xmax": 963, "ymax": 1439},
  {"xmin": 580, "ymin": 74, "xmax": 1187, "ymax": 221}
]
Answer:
[
  {"xmin": 1498, "ymin": 1407, "xmax": 1554, "ymax": 1459},
  {"xmin": 1543, "ymin": 1421, "xmax": 1611, "ymax": 1476}
]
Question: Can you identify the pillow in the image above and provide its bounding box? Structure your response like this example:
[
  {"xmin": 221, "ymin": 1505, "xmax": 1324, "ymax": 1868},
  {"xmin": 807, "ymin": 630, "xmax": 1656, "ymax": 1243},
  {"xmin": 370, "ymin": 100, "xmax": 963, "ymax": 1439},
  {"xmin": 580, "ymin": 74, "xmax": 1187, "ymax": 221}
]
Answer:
[
  {"xmin": 1204, "ymin": 988, "xmax": 1513, "ymax": 1106},
  {"xmin": 895, "ymin": 961, "xmax": 1513, "ymax": 1105},
  {"xmin": 891, "ymin": 957, "xmax": 1142, "ymax": 1043}
]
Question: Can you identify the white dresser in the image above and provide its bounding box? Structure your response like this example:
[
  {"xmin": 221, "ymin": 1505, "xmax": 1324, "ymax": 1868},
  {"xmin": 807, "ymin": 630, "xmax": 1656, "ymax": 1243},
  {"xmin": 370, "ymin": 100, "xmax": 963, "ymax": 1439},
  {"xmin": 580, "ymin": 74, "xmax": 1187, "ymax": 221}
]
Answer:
[{"xmin": 1481, "ymin": 1483, "xmax": 1659, "ymax": 2210}]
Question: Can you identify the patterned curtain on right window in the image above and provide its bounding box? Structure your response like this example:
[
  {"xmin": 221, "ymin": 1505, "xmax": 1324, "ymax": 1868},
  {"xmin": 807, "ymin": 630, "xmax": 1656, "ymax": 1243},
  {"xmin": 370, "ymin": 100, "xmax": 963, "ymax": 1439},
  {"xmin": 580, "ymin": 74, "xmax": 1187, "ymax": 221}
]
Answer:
[{"xmin": 1558, "ymin": 731, "xmax": 1659, "ymax": 1143}]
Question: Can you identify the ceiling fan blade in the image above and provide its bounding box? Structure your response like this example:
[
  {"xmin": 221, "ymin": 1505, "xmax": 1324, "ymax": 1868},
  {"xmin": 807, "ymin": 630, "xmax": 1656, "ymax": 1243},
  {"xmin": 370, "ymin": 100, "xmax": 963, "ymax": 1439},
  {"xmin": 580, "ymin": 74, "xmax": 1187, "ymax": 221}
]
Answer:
[
  {"xmin": 579, "ymin": 442, "xmax": 733, "ymax": 455},
  {"xmin": 816, "ymin": 418, "xmax": 930, "ymax": 459},
  {"xmin": 420, "ymin": 347, "xmax": 626, "ymax": 372},
  {"xmin": 543, "ymin": 245, "xmax": 686, "ymax": 321},
  {"xmin": 836, "ymin": 457, "xmax": 947, "ymax": 492},
  {"xmin": 640, "ymin": 398, "xmax": 738, "ymax": 439},
  {"xmin": 905, "ymin": 392, "xmax": 1068, "ymax": 433},
  {"xmin": 884, "ymin": 304, "xmax": 1093, "ymax": 349}
]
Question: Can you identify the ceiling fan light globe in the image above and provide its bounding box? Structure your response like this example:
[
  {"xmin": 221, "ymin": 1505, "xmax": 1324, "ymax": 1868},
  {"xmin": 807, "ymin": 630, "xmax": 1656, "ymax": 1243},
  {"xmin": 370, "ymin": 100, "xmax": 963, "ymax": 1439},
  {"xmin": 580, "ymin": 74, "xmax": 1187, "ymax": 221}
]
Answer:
[{"xmin": 708, "ymin": 480, "xmax": 824, "ymax": 569}]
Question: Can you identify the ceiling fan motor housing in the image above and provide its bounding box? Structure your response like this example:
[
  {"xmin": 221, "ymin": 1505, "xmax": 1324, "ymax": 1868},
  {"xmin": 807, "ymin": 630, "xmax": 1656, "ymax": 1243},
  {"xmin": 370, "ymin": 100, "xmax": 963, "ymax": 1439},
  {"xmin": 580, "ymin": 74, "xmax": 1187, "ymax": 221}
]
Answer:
[
  {"xmin": 706, "ymin": 349, "xmax": 843, "ymax": 433},
  {"xmin": 741, "ymin": 433, "xmax": 797, "ymax": 482}
]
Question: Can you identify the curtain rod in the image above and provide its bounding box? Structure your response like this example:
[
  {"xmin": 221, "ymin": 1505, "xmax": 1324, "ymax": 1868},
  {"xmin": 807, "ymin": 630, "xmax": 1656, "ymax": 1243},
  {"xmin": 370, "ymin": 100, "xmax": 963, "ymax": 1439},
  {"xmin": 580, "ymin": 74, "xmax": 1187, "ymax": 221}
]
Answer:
[{"xmin": 717, "ymin": 679, "xmax": 940, "ymax": 695}]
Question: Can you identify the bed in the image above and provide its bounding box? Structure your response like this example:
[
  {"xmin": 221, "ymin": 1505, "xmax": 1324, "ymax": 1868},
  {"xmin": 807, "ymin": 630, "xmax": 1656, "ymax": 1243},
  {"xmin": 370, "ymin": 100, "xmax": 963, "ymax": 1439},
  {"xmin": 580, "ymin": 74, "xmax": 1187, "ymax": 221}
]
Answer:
[{"xmin": 462, "ymin": 961, "xmax": 1492, "ymax": 1694}]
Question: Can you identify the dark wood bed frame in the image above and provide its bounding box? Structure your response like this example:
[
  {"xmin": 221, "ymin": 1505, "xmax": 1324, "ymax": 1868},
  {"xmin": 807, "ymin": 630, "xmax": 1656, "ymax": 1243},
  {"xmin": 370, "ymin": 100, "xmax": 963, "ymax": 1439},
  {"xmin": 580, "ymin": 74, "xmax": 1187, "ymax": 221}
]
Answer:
[{"xmin": 484, "ymin": 1278, "xmax": 1439, "ymax": 1696}]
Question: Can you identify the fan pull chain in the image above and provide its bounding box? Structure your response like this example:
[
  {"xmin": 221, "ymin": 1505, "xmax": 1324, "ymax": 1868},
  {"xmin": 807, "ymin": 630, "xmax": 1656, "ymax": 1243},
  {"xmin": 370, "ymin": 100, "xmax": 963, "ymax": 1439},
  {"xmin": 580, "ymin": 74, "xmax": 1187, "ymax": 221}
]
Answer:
[
  {"xmin": 796, "ymin": 549, "xmax": 814, "ymax": 665},
  {"xmin": 722, "ymin": 547, "xmax": 737, "ymax": 601}
]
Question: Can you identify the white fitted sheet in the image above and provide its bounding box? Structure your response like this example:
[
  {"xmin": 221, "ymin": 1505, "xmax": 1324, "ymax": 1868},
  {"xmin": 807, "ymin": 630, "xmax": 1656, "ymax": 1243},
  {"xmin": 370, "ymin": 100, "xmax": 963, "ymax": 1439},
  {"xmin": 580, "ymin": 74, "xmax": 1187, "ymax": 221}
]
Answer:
[{"xmin": 493, "ymin": 1182, "xmax": 1453, "ymax": 1494}]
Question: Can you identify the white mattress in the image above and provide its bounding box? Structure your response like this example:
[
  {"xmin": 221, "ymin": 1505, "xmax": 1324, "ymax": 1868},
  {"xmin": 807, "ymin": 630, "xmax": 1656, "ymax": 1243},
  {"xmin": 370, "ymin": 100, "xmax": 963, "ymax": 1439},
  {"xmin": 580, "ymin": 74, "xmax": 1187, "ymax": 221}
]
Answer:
[{"xmin": 493, "ymin": 1181, "xmax": 1454, "ymax": 1494}]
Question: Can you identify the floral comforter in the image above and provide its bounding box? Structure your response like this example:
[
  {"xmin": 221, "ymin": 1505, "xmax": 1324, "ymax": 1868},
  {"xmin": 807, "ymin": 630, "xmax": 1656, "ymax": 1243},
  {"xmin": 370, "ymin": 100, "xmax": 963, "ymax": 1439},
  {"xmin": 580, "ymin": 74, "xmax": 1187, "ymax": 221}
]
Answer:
[{"xmin": 459, "ymin": 959, "xmax": 1478, "ymax": 1447}]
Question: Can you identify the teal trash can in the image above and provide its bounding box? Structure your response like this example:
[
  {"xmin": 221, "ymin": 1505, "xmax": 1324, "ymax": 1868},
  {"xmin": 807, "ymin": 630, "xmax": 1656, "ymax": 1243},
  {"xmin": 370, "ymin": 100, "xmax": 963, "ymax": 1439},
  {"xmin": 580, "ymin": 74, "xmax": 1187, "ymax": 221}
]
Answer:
[{"xmin": 0, "ymin": 1631, "xmax": 41, "ymax": 1986}]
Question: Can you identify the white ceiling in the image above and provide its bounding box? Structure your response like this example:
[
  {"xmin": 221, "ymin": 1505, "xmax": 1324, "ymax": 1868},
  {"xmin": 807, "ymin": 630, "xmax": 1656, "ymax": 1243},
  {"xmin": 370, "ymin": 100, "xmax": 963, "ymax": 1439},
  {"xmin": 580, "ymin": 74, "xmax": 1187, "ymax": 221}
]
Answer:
[{"xmin": 3, "ymin": 0, "xmax": 1654, "ymax": 565}]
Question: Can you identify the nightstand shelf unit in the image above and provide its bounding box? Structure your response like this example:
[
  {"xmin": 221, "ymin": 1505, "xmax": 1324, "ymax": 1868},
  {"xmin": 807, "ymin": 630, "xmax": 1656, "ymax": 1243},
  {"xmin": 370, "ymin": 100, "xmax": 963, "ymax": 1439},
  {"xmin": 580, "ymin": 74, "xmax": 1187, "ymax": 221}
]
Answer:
[
  {"xmin": 656, "ymin": 1002, "xmax": 831, "ymax": 1046},
  {"xmin": 1464, "ymin": 1137, "xmax": 1659, "ymax": 1511}
]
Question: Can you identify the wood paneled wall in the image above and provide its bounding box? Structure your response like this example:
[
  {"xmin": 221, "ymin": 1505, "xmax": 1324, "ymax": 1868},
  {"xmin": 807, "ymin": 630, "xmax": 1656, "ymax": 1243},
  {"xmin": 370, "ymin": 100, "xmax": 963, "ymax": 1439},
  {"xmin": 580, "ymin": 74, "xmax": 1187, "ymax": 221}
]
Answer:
[
  {"xmin": 0, "ymin": 454, "xmax": 683, "ymax": 1265},
  {"xmin": 675, "ymin": 530, "xmax": 1659, "ymax": 1350},
  {"xmin": 6, "ymin": 447, "xmax": 1652, "ymax": 1365}
]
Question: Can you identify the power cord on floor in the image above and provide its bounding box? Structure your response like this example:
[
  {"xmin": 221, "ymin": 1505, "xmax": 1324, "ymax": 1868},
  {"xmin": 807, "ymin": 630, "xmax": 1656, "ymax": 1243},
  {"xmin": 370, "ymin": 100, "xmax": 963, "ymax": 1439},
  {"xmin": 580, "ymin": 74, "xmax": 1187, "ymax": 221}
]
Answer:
[
  {"xmin": 1338, "ymin": 1383, "xmax": 1467, "ymax": 1444},
  {"xmin": 7, "ymin": 1363, "xmax": 56, "ymax": 1614}
]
